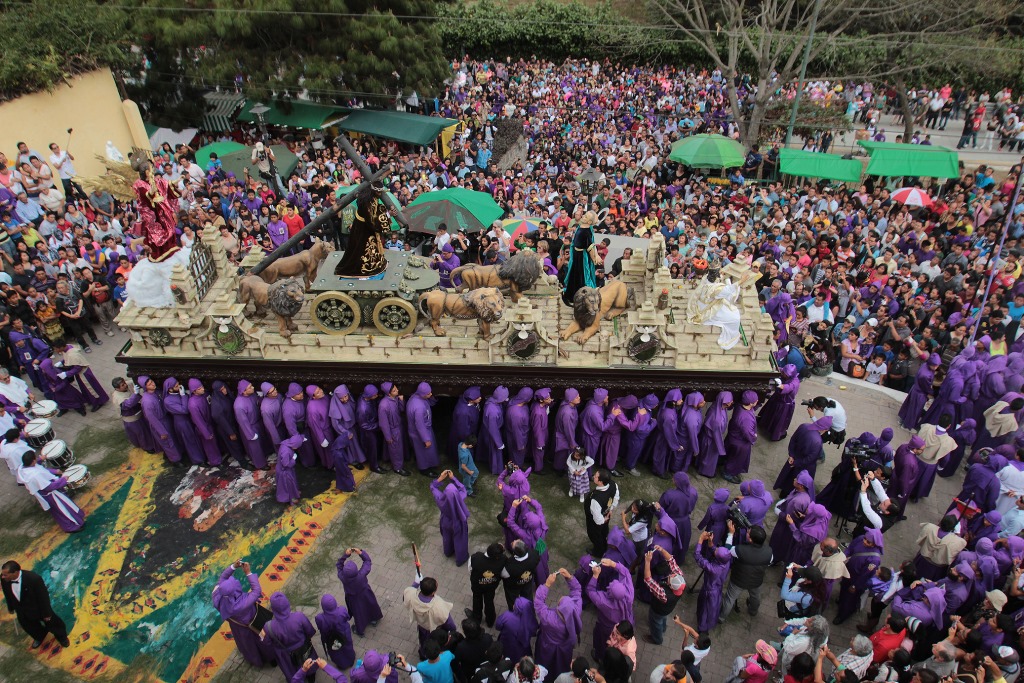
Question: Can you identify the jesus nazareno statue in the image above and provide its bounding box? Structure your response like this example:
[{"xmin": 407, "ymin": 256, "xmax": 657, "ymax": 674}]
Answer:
[{"xmin": 334, "ymin": 181, "xmax": 389, "ymax": 278}]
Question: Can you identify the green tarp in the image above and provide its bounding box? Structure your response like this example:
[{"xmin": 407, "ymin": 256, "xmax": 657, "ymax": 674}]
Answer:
[
  {"xmin": 857, "ymin": 141, "xmax": 960, "ymax": 179},
  {"xmin": 237, "ymin": 100, "xmax": 349, "ymax": 130},
  {"xmin": 779, "ymin": 149, "xmax": 863, "ymax": 183},
  {"xmin": 335, "ymin": 110, "xmax": 459, "ymax": 147}
]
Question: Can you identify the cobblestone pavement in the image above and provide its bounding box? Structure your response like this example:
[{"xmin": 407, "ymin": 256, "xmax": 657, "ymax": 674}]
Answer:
[{"xmin": 0, "ymin": 329, "xmax": 959, "ymax": 683}]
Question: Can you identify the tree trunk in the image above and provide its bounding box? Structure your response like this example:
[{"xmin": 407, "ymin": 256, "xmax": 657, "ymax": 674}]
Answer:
[{"xmin": 894, "ymin": 75, "xmax": 914, "ymax": 143}]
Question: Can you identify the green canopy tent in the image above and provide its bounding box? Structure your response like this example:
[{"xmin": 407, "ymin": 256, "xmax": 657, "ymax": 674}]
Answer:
[
  {"xmin": 857, "ymin": 141, "xmax": 960, "ymax": 179},
  {"xmin": 405, "ymin": 188, "xmax": 503, "ymax": 235},
  {"xmin": 332, "ymin": 110, "xmax": 459, "ymax": 147},
  {"xmin": 194, "ymin": 141, "xmax": 247, "ymax": 173},
  {"xmin": 237, "ymin": 100, "xmax": 350, "ymax": 130},
  {"xmin": 669, "ymin": 134, "xmax": 746, "ymax": 168},
  {"xmin": 217, "ymin": 144, "xmax": 299, "ymax": 182},
  {"xmin": 779, "ymin": 149, "xmax": 863, "ymax": 183}
]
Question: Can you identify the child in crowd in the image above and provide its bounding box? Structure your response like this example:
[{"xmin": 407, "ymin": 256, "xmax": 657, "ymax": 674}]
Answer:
[
  {"xmin": 567, "ymin": 446, "xmax": 594, "ymax": 502},
  {"xmin": 458, "ymin": 434, "xmax": 479, "ymax": 497},
  {"xmin": 865, "ymin": 353, "xmax": 888, "ymax": 385}
]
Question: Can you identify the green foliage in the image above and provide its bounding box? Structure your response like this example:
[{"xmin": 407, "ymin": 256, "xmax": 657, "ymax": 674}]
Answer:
[
  {"xmin": 760, "ymin": 98, "xmax": 852, "ymax": 145},
  {"xmin": 0, "ymin": 0, "xmax": 130, "ymax": 102}
]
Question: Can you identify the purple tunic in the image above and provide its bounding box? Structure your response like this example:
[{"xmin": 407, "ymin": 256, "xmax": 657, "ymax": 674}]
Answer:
[
  {"xmin": 769, "ymin": 483, "xmax": 812, "ymax": 564},
  {"xmin": 24, "ymin": 466, "xmax": 85, "ymax": 532},
  {"xmin": 337, "ymin": 550, "xmax": 384, "ymax": 635},
  {"xmin": 140, "ymin": 381, "xmax": 182, "ymax": 463},
  {"xmin": 585, "ymin": 562, "xmax": 633, "ymax": 661},
  {"xmin": 529, "ymin": 390, "xmax": 552, "ymax": 472},
  {"xmin": 212, "ymin": 566, "xmax": 274, "ymax": 667},
  {"xmin": 889, "ymin": 440, "xmax": 923, "ymax": 506},
  {"xmin": 449, "ymin": 388, "xmax": 481, "ymax": 460},
  {"xmin": 275, "ymin": 434, "xmax": 304, "ymax": 503},
  {"xmin": 758, "ymin": 367, "xmax": 799, "ymax": 441},
  {"xmin": 377, "ymin": 388, "xmax": 406, "ymax": 471},
  {"xmin": 494, "ymin": 596, "xmax": 536, "ymax": 664},
  {"xmin": 507, "ymin": 500, "xmax": 550, "ymax": 580},
  {"xmin": 660, "ymin": 472, "xmax": 698, "ymax": 564},
  {"xmin": 40, "ymin": 357, "xmax": 86, "ymax": 411},
  {"xmin": 264, "ymin": 592, "xmax": 317, "ymax": 682},
  {"xmin": 723, "ymin": 397, "xmax": 759, "ymax": 477},
  {"xmin": 118, "ymin": 391, "xmax": 158, "ymax": 453},
  {"xmin": 898, "ymin": 364, "xmax": 935, "ymax": 430},
  {"xmin": 552, "ymin": 392, "xmax": 579, "ymax": 472},
  {"xmin": 315, "ymin": 594, "xmax": 356, "ymax": 670},
  {"xmin": 187, "ymin": 384, "xmax": 222, "ymax": 466},
  {"xmin": 282, "ymin": 384, "xmax": 316, "ymax": 468},
  {"xmin": 939, "ymin": 419, "xmax": 977, "ymax": 477},
  {"xmin": 9, "ymin": 329, "xmax": 50, "ymax": 396},
  {"xmin": 697, "ymin": 489, "xmax": 730, "ymax": 545},
  {"xmin": 432, "ymin": 478, "xmax": 470, "ymax": 565},
  {"xmin": 505, "ymin": 388, "xmax": 534, "ymax": 468},
  {"xmin": 480, "ymin": 388, "xmax": 508, "ymax": 474},
  {"xmin": 624, "ymin": 394, "xmax": 660, "ymax": 470},
  {"xmin": 696, "ymin": 391, "xmax": 732, "ymax": 477},
  {"xmin": 651, "ymin": 391, "xmax": 683, "ymax": 477},
  {"xmin": 921, "ymin": 368, "xmax": 966, "ymax": 426},
  {"xmin": 407, "ymin": 383, "xmax": 440, "ymax": 471},
  {"xmin": 693, "ymin": 541, "xmax": 732, "ymax": 632},
  {"xmin": 674, "ymin": 393, "xmax": 704, "ymax": 471},
  {"xmin": 534, "ymin": 578, "xmax": 582, "ymax": 683},
  {"xmin": 211, "ymin": 382, "xmax": 245, "ymax": 462},
  {"xmin": 789, "ymin": 503, "xmax": 831, "ymax": 566},
  {"xmin": 260, "ymin": 386, "xmax": 285, "ymax": 450},
  {"xmin": 599, "ymin": 398, "xmax": 640, "ymax": 471},
  {"xmin": 164, "ymin": 378, "xmax": 205, "ymax": 465},
  {"xmin": 308, "ymin": 389, "xmax": 336, "ymax": 469},
  {"xmin": 234, "ymin": 385, "xmax": 268, "ymax": 469},
  {"xmin": 774, "ymin": 418, "xmax": 829, "ymax": 497},
  {"xmin": 580, "ymin": 389, "xmax": 614, "ymax": 465},
  {"xmin": 356, "ymin": 386, "xmax": 381, "ymax": 470}
]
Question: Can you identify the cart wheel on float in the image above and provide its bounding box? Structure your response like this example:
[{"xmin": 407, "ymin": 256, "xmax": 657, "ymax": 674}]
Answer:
[
  {"xmin": 311, "ymin": 291, "xmax": 361, "ymax": 335},
  {"xmin": 372, "ymin": 297, "xmax": 417, "ymax": 337}
]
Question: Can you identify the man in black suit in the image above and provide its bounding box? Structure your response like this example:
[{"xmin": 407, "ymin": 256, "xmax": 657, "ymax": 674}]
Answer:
[{"xmin": 1, "ymin": 560, "xmax": 70, "ymax": 648}]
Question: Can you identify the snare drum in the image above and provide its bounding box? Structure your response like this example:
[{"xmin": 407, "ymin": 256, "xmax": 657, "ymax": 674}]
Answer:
[
  {"xmin": 25, "ymin": 419, "xmax": 54, "ymax": 448},
  {"xmin": 64, "ymin": 464, "xmax": 90, "ymax": 490},
  {"xmin": 41, "ymin": 439, "xmax": 75, "ymax": 470},
  {"xmin": 31, "ymin": 400, "xmax": 58, "ymax": 419}
]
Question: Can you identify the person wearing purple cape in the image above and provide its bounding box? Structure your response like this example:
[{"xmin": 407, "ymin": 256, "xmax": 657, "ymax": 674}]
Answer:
[
  {"xmin": 350, "ymin": 651, "xmax": 398, "ymax": 683},
  {"xmin": 357, "ymin": 385, "xmax": 382, "ymax": 473},
  {"xmin": 738, "ymin": 480, "xmax": 774, "ymax": 535},
  {"xmin": 770, "ymin": 470, "xmax": 814, "ymax": 565},
  {"xmin": 378, "ymin": 382, "xmax": 409, "ymax": 476},
  {"xmin": 210, "ymin": 381, "xmax": 245, "ymax": 464},
  {"xmin": 291, "ymin": 657, "xmax": 346, "ymax": 683},
  {"xmin": 283, "ymin": 383, "xmax": 316, "ymax": 468},
  {"xmin": 600, "ymin": 396, "xmax": 641, "ymax": 475},
  {"xmin": 650, "ymin": 504, "xmax": 679, "ymax": 556},
  {"xmin": 20, "ymin": 452, "xmax": 86, "ymax": 532},
  {"xmin": 327, "ymin": 430, "xmax": 358, "ymax": 493},
  {"xmin": 534, "ymin": 569, "xmax": 582, "ymax": 683},
  {"xmin": 1006, "ymin": 353, "xmax": 1024, "ymax": 393},
  {"xmin": 898, "ymin": 354, "xmax": 940, "ymax": 430},
  {"xmin": 52, "ymin": 339, "xmax": 108, "ymax": 410},
  {"xmin": 921, "ymin": 354, "xmax": 969, "ymax": 426},
  {"xmin": 659, "ymin": 472, "xmax": 697, "ymax": 565},
  {"xmin": 431, "ymin": 471, "xmax": 471, "ymax": 566},
  {"xmin": 508, "ymin": 496, "xmax": 550, "ymax": 580},
  {"xmin": 139, "ymin": 376, "xmax": 179, "ymax": 462},
  {"xmin": 765, "ymin": 292, "xmax": 796, "ymax": 342},
  {"xmin": 260, "ymin": 382, "xmax": 285, "ymax": 451},
  {"xmin": 580, "ymin": 388, "xmax": 614, "ymax": 469},
  {"xmin": 263, "ymin": 591, "xmax": 317, "ymax": 682},
  {"xmin": 407, "ymin": 383, "xmax": 441, "ymax": 476},
  {"xmin": 624, "ymin": 394, "xmax": 659, "ymax": 475},
  {"xmin": 187, "ymin": 379, "xmax": 222, "ymax": 466},
  {"xmin": 758, "ymin": 365, "xmax": 799, "ymax": 441},
  {"xmin": 697, "ymin": 391, "xmax": 732, "ymax": 478},
  {"xmin": 337, "ymin": 548, "xmax": 383, "ymax": 636},
  {"xmin": 693, "ymin": 533, "xmax": 732, "ymax": 633},
  {"xmin": 530, "ymin": 388, "xmax": 554, "ymax": 473},
  {"xmin": 651, "ymin": 390, "xmax": 684, "ymax": 478},
  {"xmin": 449, "ymin": 387, "xmax": 482, "ymax": 463},
  {"xmin": 553, "ymin": 389, "xmax": 580, "ymax": 473},
  {"xmin": 39, "ymin": 356, "xmax": 86, "ymax": 415},
  {"xmin": 307, "ymin": 385, "xmax": 335, "ymax": 470},
  {"xmin": 911, "ymin": 414, "xmax": 957, "ymax": 500},
  {"xmin": 722, "ymin": 390, "xmax": 759, "ymax": 483},
  {"xmin": 506, "ymin": 388, "xmax": 534, "ymax": 468},
  {"xmin": 979, "ymin": 394, "xmax": 1024, "ymax": 450},
  {"xmin": 774, "ymin": 416, "xmax": 831, "ymax": 498},
  {"xmin": 8, "ymin": 318, "xmax": 52, "ymax": 397},
  {"xmin": 888, "ymin": 436, "xmax": 925, "ymax": 508},
  {"xmin": 276, "ymin": 434, "xmax": 304, "ymax": 505},
  {"xmin": 498, "ymin": 466, "xmax": 531, "ymax": 547},
  {"xmin": 787, "ymin": 502, "xmax": 831, "ymax": 566},
  {"xmin": 955, "ymin": 453, "xmax": 1009, "ymax": 514},
  {"xmin": 211, "ymin": 560, "xmax": 274, "ymax": 667},
  {"xmin": 585, "ymin": 559, "xmax": 633, "ymax": 661},
  {"xmin": 697, "ymin": 487, "xmax": 730, "ymax": 546},
  {"xmin": 164, "ymin": 377, "xmax": 206, "ymax": 466},
  {"xmin": 111, "ymin": 377, "xmax": 158, "ymax": 453},
  {"xmin": 480, "ymin": 386, "xmax": 509, "ymax": 474},
  {"xmin": 939, "ymin": 418, "xmax": 977, "ymax": 477},
  {"xmin": 494, "ymin": 596, "xmax": 537, "ymax": 664},
  {"xmin": 316, "ymin": 594, "xmax": 356, "ymax": 670},
  {"xmin": 974, "ymin": 356, "xmax": 1009, "ymax": 427},
  {"xmin": 876, "ymin": 427, "xmax": 895, "ymax": 464},
  {"xmin": 675, "ymin": 392, "xmax": 704, "ymax": 472},
  {"xmin": 234, "ymin": 380, "xmax": 268, "ymax": 469}
]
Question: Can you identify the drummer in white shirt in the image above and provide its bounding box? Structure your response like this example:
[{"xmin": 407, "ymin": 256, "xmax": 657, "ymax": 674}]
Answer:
[
  {"xmin": 0, "ymin": 368, "xmax": 33, "ymax": 418},
  {"xmin": 0, "ymin": 428, "xmax": 30, "ymax": 484}
]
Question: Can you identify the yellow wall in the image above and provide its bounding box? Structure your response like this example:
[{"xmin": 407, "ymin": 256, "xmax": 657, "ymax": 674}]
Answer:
[{"xmin": 0, "ymin": 68, "xmax": 148, "ymax": 180}]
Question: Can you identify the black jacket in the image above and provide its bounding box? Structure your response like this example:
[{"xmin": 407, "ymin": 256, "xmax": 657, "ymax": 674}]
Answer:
[{"xmin": 2, "ymin": 570, "xmax": 55, "ymax": 622}]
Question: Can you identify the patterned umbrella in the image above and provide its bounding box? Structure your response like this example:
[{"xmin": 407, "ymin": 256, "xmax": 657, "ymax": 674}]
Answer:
[
  {"xmin": 502, "ymin": 217, "xmax": 545, "ymax": 243},
  {"xmin": 891, "ymin": 187, "xmax": 934, "ymax": 208}
]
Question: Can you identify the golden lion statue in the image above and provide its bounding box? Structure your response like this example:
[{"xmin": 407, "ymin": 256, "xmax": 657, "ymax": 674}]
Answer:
[
  {"xmin": 449, "ymin": 251, "xmax": 543, "ymax": 303},
  {"xmin": 560, "ymin": 280, "xmax": 636, "ymax": 344},
  {"xmin": 418, "ymin": 287, "xmax": 504, "ymax": 339},
  {"xmin": 259, "ymin": 240, "xmax": 333, "ymax": 290},
  {"xmin": 239, "ymin": 275, "xmax": 306, "ymax": 338}
]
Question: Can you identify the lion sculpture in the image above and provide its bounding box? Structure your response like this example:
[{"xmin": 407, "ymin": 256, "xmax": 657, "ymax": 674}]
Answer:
[
  {"xmin": 239, "ymin": 275, "xmax": 306, "ymax": 337},
  {"xmin": 418, "ymin": 287, "xmax": 504, "ymax": 339},
  {"xmin": 560, "ymin": 280, "xmax": 636, "ymax": 344},
  {"xmin": 449, "ymin": 251, "xmax": 542, "ymax": 302},
  {"xmin": 258, "ymin": 239, "xmax": 333, "ymax": 289}
]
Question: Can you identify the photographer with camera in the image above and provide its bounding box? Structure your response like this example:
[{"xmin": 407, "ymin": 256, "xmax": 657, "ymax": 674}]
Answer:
[
  {"xmin": 351, "ymin": 650, "xmax": 401, "ymax": 683},
  {"xmin": 718, "ymin": 520, "xmax": 772, "ymax": 621},
  {"xmin": 805, "ymin": 397, "xmax": 847, "ymax": 448},
  {"xmin": 817, "ymin": 433, "xmax": 881, "ymax": 523},
  {"xmin": 778, "ymin": 564, "xmax": 827, "ymax": 617}
]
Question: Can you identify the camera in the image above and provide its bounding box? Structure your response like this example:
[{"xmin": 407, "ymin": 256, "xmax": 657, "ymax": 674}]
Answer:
[
  {"xmin": 389, "ymin": 652, "xmax": 399, "ymax": 667},
  {"xmin": 800, "ymin": 399, "xmax": 815, "ymax": 407},
  {"xmin": 728, "ymin": 499, "xmax": 752, "ymax": 529}
]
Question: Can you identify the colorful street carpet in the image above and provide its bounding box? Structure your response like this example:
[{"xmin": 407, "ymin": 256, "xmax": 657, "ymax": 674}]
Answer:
[{"xmin": 1, "ymin": 450, "xmax": 363, "ymax": 682}]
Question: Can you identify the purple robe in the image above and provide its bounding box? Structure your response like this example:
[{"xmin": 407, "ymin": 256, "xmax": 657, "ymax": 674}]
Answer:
[
  {"xmin": 139, "ymin": 379, "xmax": 181, "ymax": 462},
  {"xmin": 789, "ymin": 503, "xmax": 831, "ymax": 566},
  {"xmin": 212, "ymin": 566, "xmax": 274, "ymax": 667},
  {"xmin": 674, "ymin": 393, "xmax": 703, "ymax": 471},
  {"xmin": 659, "ymin": 472, "xmax": 698, "ymax": 564},
  {"xmin": 939, "ymin": 419, "xmax": 977, "ymax": 477},
  {"xmin": 351, "ymin": 652, "xmax": 398, "ymax": 683},
  {"xmin": 377, "ymin": 389, "xmax": 406, "ymax": 471},
  {"xmin": 889, "ymin": 439, "xmax": 923, "ymax": 506},
  {"xmin": 758, "ymin": 366, "xmax": 799, "ymax": 441},
  {"xmin": 599, "ymin": 398, "xmax": 640, "ymax": 471},
  {"xmin": 494, "ymin": 597, "xmax": 536, "ymax": 664},
  {"xmin": 316, "ymin": 595, "xmax": 356, "ymax": 670},
  {"xmin": 505, "ymin": 388, "xmax": 534, "ymax": 468},
  {"xmin": 211, "ymin": 382, "xmax": 245, "ymax": 462},
  {"xmin": 651, "ymin": 390, "xmax": 683, "ymax": 477},
  {"xmin": 921, "ymin": 367, "xmax": 966, "ymax": 426},
  {"xmin": 534, "ymin": 578, "xmax": 582, "ymax": 683},
  {"xmin": 480, "ymin": 388, "xmax": 508, "ymax": 474},
  {"xmin": 260, "ymin": 385, "xmax": 285, "ymax": 450},
  {"xmin": 118, "ymin": 391, "xmax": 158, "ymax": 453},
  {"xmin": 23, "ymin": 465, "xmax": 85, "ymax": 532},
  {"xmin": 66, "ymin": 361, "xmax": 109, "ymax": 409},
  {"xmin": 696, "ymin": 391, "xmax": 732, "ymax": 477},
  {"xmin": 723, "ymin": 394, "xmax": 759, "ymax": 477},
  {"xmin": 580, "ymin": 389, "xmax": 614, "ymax": 465},
  {"xmin": 187, "ymin": 383, "xmax": 222, "ymax": 466},
  {"xmin": 956, "ymin": 457, "xmax": 1007, "ymax": 512},
  {"xmin": 264, "ymin": 592, "xmax": 317, "ymax": 682},
  {"xmin": 337, "ymin": 550, "xmax": 383, "ymax": 635},
  {"xmin": 529, "ymin": 390, "xmax": 552, "ymax": 472},
  {"xmin": 40, "ymin": 357, "xmax": 85, "ymax": 411},
  {"xmin": 697, "ymin": 489, "xmax": 730, "ymax": 545},
  {"xmin": 739, "ymin": 480, "xmax": 773, "ymax": 529},
  {"xmin": 407, "ymin": 383, "xmax": 440, "ymax": 471},
  {"xmin": 307, "ymin": 389, "xmax": 335, "ymax": 469},
  {"xmin": 770, "ymin": 478, "xmax": 813, "ymax": 564},
  {"xmin": 276, "ymin": 434, "xmax": 303, "ymax": 503},
  {"xmin": 164, "ymin": 379, "xmax": 205, "ymax": 466},
  {"xmin": 898, "ymin": 364, "xmax": 935, "ymax": 430},
  {"xmin": 585, "ymin": 562, "xmax": 633, "ymax": 661},
  {"xmin": 694, "ymin": 542, "xmax": 732, "ymax": 632},
  {"xmin": 624, "ymin": 394, "xmax": 659, "ymax": 470},
  {"xmin": 774, "ymin": 418, "xmax": 830, "ymax": 497},
  {"xmin": 498, "ymin": 468, "xmax": 531, "ymax": 547},
  {"xmin": 283, "ymin": 384, "xmax": 316, "ymax": 468},
  {"xmin": 234, "ymin": 384, "xmax": 268, "ymax": 469},
  {"xmin": 432, "ymin": 251, "xmax": 461, "ymax": 288},
  {"xmin": 9, "ymin": 329, "xmax": 51, "ymax": 396},
  {"xmin": 507, "ymin": 501, "xmax": 550, "ymax": 580},
  {"xmin": 449, "ymin": 388, "xmax": 481, "ymax": 461},
  {"xmin": 357, "ymin": 386, "xmax": 381, "ymax": 470},
  {"xmin": 431, "ymin": 478, "xmax": 470, "ymax": 566},
  {"xmin": 552, "ymin": 392, "xmax": 579, "ymax": 472}
]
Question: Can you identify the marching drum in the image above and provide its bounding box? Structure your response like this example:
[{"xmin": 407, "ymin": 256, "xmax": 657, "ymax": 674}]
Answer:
[
  {"xmin": 64, "ymin": 464, "xmax": 91, "ymax": 491},
  {"xmin": 31, "ymin": 400, "xmax": 59, "ymax": 419},
  {"xmin": 41, "ymin": 439, "xmax": 75, "ymax": 470},
  {"xmin": 25, "ymin": 419, "xmax": 54, "ymax": 448}
]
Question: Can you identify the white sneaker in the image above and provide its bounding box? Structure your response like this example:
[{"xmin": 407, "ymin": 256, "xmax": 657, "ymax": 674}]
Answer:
[
  {"xmin": 628, "ymin": 468, "xmax": 640, "ymax": 476},
  {"xmin": 579, "ymin": 494, "xmax": 585, "ymax": 502},
  {"xmin": 567, "ymin": 490, "xmax": 573, "ymax": 497},
  {"xmin": 105, "ymin": 330, "xmax": 115, "ymax": 337}
]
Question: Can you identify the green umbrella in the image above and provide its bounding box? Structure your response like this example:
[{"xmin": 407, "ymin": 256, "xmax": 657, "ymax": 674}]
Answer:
[
  {"xmin": 218, "ymin": 144, "xmax": 299, "ymax": 183},
  {"xmin": 335, "ymin": 185, "xmax": 401, "ymax": 231},
  {"xmin": 194, "ymin": 141, "xmax": 247, "ymax": 173},
  {"xmin": 404, "ymin": 187, "xmax": 504, "ymax": 235},
  {"xmin": 669, "ymin": 134, "xmax": 746, "ymax": 169}
]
